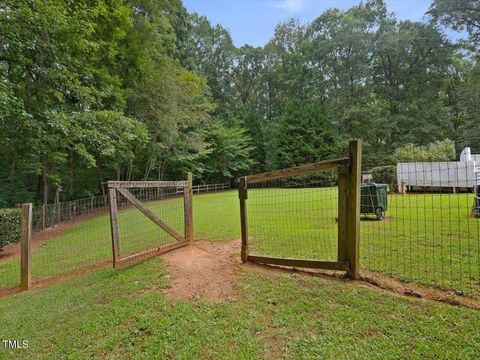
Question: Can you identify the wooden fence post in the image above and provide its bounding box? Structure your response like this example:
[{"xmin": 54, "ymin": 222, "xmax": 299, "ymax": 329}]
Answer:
[
  {"xmin": 108, "ymin": 188, "xmax": 120, "ymax": 267},
  {"xmin": 21, "ymin": 203, "xmax": 32, "ymax": 290},
  {"xmin": 345, "ymin": 139, "xmax": 362, "ymax": 279},
  {"xmin": 239, "ymin": 177, "xmax": 248, "ymax": 262},
  {"xmin": 184, "ymin": 172, "xmax": 193, "ymax": 243}
]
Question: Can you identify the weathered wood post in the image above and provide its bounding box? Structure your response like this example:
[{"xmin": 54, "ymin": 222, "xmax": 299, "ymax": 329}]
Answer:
[
  {"xmin": 184, "ymin": 172, "xmax": 193, "ymax": 243},
  {"xmin": 108, "ymin": 186, "xmax": 120, "ymax": 267},
  {"xmin": 21, "ymin": 203, "xmax": 32, "ymax": 290},
  {"xmin": 239, "ymin": 177, "xmax": 248, "ymax": 262},
  {"xmin": 345, "ymin": 139, "xmax": 362, "ymax": 279}
]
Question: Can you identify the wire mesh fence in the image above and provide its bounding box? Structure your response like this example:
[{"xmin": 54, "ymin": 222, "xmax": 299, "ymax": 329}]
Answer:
[
  {"xmin": 0, "ymin": 179, "xmax": 197, "ymax": 291},
  {"xmin": 193, "ymin": 183, "xmax": 230, "ymax": 194},
  {"xmin": 30, "ymin": 195, "xmax": 110, "ymax": 233},
  {"xmin": 247, "ymin": 172, "xmax": 339, "ymax": 261},
  {"xmin": 361, "ymin": 153, "xmax": 480, "ymax": 298}
]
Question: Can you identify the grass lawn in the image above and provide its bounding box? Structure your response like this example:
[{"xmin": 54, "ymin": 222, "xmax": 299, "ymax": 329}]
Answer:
[
  {"xmin": 0, "ymin": 189, "xmax": 479, "ymax": 298},
  {"xmin": 1, "ymin": 256, "xmax": 479, "ymax": 359},
  {"xmin": 195, "ymin": 189, "xmax": 480, "ymax": 298}
]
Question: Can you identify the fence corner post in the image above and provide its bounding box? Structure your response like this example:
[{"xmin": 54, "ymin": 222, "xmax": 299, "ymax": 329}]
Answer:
[
  {"xmin": 346, "ymin": 139, "xmax": 362, "ymax": 279},
  {"xmin": 239, "ymin": 177, "xmax": 248, "ymax": 263},
  {"xmin": 108, "ymin": 186, "xmax": 120, "ymax": 268},
  {"xmin": 21, "ymin": 203, "xmax": 32, "ymax": 290},
  {"xmin": 184, "ymin": 172, "xmax": 194, "ymax": 243}
]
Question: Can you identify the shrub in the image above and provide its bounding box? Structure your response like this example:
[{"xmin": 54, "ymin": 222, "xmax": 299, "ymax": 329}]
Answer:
[
  {"xmin": 393, "ymin": 139, "xmax": 456, "ymax": 163},
  {"xmin": 0, "ymin": 208, "xmax": 21, "ymax": 248},
  {"xmin": 371, "ymin": 165, "xmax": 398, "ymax": 192}
]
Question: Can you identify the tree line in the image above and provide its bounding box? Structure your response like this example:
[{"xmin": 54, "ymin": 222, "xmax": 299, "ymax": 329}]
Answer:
[{"xmin": 0, "ymin": 0, "xmax": 479, "ymax": 206}]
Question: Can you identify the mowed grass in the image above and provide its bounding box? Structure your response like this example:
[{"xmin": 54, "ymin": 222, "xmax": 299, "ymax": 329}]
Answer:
[
  {"xmin": 1, "ymin": 189, "xmax": 479, "ymax": 297},
  {"xmin": 1, "ymin": 256, "xmax": 480, "ymax": 359},
  {"xmin": 196, "ymin": 189, "xmax": 480, "ymax": 298}
]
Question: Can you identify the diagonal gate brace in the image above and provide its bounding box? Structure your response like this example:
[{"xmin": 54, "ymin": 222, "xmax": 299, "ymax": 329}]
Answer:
[{"xmin": 116, "ymin": 187, "xmax": 185, "ymax": 242}]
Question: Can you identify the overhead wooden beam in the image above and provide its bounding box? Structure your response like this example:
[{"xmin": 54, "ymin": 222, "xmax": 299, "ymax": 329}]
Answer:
[
  {"xmin": 245, "ymin": 157, "xmax": 350, "ymax": 184},
  {"xmin": 108, "ymin": 181, "xmax": 188, "ymax": 189},
  {"xmin": 116, "ymin": 187, "xmax": 184, "ymax": 242}
]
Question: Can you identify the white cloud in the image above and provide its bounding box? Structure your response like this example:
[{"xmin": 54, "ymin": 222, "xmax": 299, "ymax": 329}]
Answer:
[{"xmin": 270, "ymin": 0, "xmax": 306, "ymax": 13}]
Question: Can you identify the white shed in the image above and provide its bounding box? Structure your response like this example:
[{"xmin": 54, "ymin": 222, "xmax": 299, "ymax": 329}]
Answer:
[{"xmin": 397, "ymin": 148, "xmax": 480, "ymax": 192}]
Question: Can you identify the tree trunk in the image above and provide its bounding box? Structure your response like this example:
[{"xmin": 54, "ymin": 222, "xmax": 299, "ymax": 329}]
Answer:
[{"xmin": 43, "ymin": 170, "xmax": 49, "ymax": 205}]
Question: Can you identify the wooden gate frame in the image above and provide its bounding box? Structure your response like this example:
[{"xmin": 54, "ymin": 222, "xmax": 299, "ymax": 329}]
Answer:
[
  {"xmin": 108, "ymin": 173, "xmax": 193, "ymax": 268},
  {"xmin": 239, "ymin": 139, "xmax": 362, "ymax": 279}
]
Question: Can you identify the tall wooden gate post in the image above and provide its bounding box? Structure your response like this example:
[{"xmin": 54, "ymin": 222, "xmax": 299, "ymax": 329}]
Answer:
[
  {"xmin": 108, "ymin": 188, "xmax": 120, "ymax": 267},
  {"xmin": 21, "ymin": 203, "xmax": 32, "ymax": 290},
  {"xmin": 345, "ymin": 139, "xmax": 362, "ymax": 279},
  {"xmin": 184, "ymin": 172, "xmax": 193, "ymax": 243},
  {"xmin": 239, "ymin": 177, "xmax": 248, "ymax": 262}
]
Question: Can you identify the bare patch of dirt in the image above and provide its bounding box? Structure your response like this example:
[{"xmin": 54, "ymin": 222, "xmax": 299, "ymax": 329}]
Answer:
[
  {"xmin": 358, "ymin": 270, "xmax": 480, "ymax": 310},
  {"xmin": 161, "ymin": 239, "xmax": 241, "ymax": 302}
]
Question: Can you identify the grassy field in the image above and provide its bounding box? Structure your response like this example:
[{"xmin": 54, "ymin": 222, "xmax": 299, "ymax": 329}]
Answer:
[
  {"xmin": 1, "ymin": 255, "xmax": 479, "ymax": 359},
  {"xmin": 0, "ymin": 189, "xmax": 479, "ymax": 298},
  {"xmin": 0, "ymin": 190, "xmax": 479, "ymax": 358}
]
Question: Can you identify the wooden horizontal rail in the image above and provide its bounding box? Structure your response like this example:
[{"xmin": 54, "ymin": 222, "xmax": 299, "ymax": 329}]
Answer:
[
  {"xmin": 116, "ymin": 241, "xmax": 187, "ymax": 266},
  {"xmin": 108, "ymin": 181, "xmax": 188, "ymax": 189},
  {"xmin": 247, "ymin": 255, "xmax": 350, "ymax": 271},
  {"xmin": 244, "ymin": 157, "xmax": 350, "ymax": 184}
]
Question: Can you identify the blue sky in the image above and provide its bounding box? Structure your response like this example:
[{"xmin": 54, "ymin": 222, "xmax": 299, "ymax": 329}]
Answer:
[{"xmin": 183, "ymin": 0, "xmax": 460, "ymax": 47}]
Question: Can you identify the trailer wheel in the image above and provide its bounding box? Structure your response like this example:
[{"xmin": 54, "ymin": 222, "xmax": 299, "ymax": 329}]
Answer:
[{"xmin": 375, "ymin": 207, "xmax": 385, "ymax": 220}]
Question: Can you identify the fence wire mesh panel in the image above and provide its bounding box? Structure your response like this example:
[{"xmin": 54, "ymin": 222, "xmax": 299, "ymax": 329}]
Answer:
[
  {"xmin": 30, "ymin": 204, "xmax": 111, "ymax": 283},
  {"xmin": 240, "ymin": 141, "xmax": 361, "ymax": 274},
  {"xmin": 0, "ymin": 252, "xmax": 20, "ymax": 291},
  {"xmin": 30, "ymin": 195, "xmax": 109, "ymax": 233},
  {"xmin": 114, "ymin": 185, "xmax": 185, "ymax": 262},
  {"xmin": 361, "ymin": 154, "xmax": 480, "ymax": 299},
  {"xmin": 247, "ymin": 173, "xmax": 339, "ymax": 261}
]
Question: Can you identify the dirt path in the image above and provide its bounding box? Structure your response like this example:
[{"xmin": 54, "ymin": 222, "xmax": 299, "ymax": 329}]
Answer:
[
  {"xmin": 160, "ymin": 240, "xmax": 480, "ymax": 309},
  {"xmin": 161, "ymin": 239, "xmax": 241, "ymax": 302}
]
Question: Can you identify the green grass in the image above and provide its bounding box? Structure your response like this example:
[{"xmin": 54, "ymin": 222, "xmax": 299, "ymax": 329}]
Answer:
[
  {"xmin": 0, "ymin": 257, "xmax": 479, "ymax": 359},
  {"xmin": 1, "ymin": 190, "xmax": 479, "ymax": 297},
  {"xmin": 196, "ymin": 189, "xmax": 480, "ymax": 298},
  {"xmin": 0, "ymin": 190, "xmax": 479, "ymax": 358}
]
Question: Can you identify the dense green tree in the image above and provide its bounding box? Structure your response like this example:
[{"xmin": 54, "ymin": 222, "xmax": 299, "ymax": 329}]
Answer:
[
  {"xmin": 199, "ymin": 121, "xmax": 255, "ymax": 182},
  {"xmin": 1, "ymin": 0, "xmax": 478, "ymax": 206},
  {"xmin": 274, "ymin": 100, "xmax": 340, "ymax": 168},
  {"xmin": 429, "ymin": 0, "xmax": 480, "ymax": 48}
]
